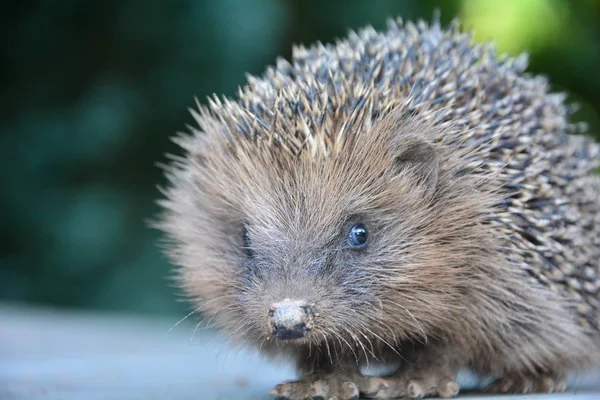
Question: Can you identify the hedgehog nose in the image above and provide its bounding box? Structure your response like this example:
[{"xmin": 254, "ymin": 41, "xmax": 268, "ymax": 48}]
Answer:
[{"xmin": 268, "ymin": 299, "xmax": 314, "ymax": 341}]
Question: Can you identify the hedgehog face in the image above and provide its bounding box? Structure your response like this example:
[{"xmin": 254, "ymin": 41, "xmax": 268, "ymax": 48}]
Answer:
[{"xmin": 161, "ymin": 111, "xmax": 490, "ymax": 356}]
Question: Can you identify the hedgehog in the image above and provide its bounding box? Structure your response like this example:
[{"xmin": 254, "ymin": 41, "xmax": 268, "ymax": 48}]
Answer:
[{"xmin": 155, "ymin": 14, "xmax": 600, "ymax": 400}]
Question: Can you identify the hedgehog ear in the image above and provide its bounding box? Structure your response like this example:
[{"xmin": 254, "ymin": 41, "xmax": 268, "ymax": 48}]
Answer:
[{"xmin": 390, "ymin": 136, "xmax": 439, "ymax": 199}]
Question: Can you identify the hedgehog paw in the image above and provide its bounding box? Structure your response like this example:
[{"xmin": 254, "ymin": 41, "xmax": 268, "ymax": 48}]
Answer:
[
  {"xmin": 363, "ymin": 374, "xmax": 459, "ymax": 399},
  {"xmin": 484, "ymin": 375, "xmax": 566, "ymax": 394},
  {"xmin": 269, "ymin": 374, "xmax": 389, "ymax": 400},
  {"xmin": 269, "ymin": 376, "xmax": 358, "ymax": 400}
]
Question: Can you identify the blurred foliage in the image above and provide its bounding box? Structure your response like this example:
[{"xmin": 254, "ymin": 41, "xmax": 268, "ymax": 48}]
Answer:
[{"xmin": 1, "ymin": 0, "xmax": 599, "ymax": 316}]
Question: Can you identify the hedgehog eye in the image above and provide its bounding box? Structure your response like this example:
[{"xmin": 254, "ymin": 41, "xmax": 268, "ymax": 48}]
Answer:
[
  {"xmin": 348, "ymin": 223, "xmax": 368, "ymax": 248},
  {"xmin": 242, "ymin": 228, "xmax": 254, "ymax": 257}
]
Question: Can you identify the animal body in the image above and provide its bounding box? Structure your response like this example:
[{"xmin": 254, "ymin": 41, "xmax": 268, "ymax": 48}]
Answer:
[{"xmin": 156, "ymin": 14, "xmax": 600, "ymax": 399}]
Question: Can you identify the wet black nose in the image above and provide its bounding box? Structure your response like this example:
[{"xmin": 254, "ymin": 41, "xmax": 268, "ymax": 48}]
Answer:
[
  {"xmin": 268, "ymin": 299, "xmax": 314, "ymax": 341},
  {"xmin": 271, "ymin": 321, "xmax": 308, "ymax": 340}
]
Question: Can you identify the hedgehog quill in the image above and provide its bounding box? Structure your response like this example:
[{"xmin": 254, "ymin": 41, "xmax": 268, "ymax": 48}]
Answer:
[{"xmin": 155, "ymin": 15, "xmax": 600, "ymax": 399}]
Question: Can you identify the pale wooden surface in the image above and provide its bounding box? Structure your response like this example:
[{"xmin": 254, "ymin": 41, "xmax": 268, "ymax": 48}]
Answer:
[{"xmin": 1, "ymin": 303, "xmax": 599, "ymax": 400}]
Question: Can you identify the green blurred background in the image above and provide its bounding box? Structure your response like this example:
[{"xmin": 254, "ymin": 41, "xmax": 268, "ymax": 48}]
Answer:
[{"xmin": 1, "ymin": 0, "xmax": 599, "ymax": 317}]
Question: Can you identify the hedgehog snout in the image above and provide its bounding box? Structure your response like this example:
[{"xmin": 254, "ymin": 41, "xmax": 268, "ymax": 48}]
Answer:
[{"xmin": 268, "ymin": 299, "xmax": 315, "ymax": 341}]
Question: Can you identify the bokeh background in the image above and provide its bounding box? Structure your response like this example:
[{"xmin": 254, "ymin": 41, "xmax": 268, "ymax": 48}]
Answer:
[{"xmin": 2, "ymin": 0, "xmax": 599, "ymax": 317}]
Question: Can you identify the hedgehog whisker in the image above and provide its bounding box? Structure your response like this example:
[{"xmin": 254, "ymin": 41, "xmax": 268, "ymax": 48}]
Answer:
[
  {"xmin": 199, "ymin": 306, "xmax": 242, "ymax": 336},
  {"xmin": 212, "ymin": 321, "xmax": 252, "ymax": 362},
  {"xmin": 190, "ymin": 304, "xmax": 239, "ymax": 344},
  {"xmin": 327, "ymin": 328, "xmax": 348, "ymax": 367},
  {"xmin": 165, "ymin": 294, "xmax": 237, "ymax": 336},
  {"xmin": 342, "ymin": 325, "xmax": 373, "ymax": 366},
  {"xmin": 330, "ymin": 326, "xmax": 359, "ymax": 365},
  {"xmin": 165, "ymin": 306, "xmax": 202, "ymax": 336},
  {"xmin": 227, "ymin": 325, "xmax": 256, "ymax": 363},
  {"xmin": 360, "ymin": 324, "xmax": 404, "ymax": 361},
  {"xmin": 321, "ymin": 331, "xmax": 334, "ymax": 365},
  {"xmin": 379, "ymin": 298, "xmax": 427, "ymax": 341},
  {"xmin": 357, "ymin": 330, "xmax": 377, "ymax": 361}
]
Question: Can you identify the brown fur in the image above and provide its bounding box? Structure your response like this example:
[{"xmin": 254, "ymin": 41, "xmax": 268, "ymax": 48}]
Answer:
[{"xmin": 155, "ymin": 15, "xmax": 600, "ymax": 399}]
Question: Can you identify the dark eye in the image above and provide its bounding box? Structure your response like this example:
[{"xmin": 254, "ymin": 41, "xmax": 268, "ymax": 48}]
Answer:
[
  {"xmin": 242, "ymin": 228, "xmax": 254, "ymax": 257},
  {"xmin": 348, "ymin": 223, "xmax": 368, "ymax": 248}
]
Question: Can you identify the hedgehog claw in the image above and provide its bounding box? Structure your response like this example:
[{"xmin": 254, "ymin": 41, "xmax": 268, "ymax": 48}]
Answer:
[
  {"xmin": 362, "ymin": 374, "xmax": 459, "ymax": 399},
  {"xmin": 269, "ymin": 375, "xmax": 381, "ymax": 400},
  {"xmin": 484, "ymin": 375, "xmax": 566, "ymax": 394}
]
